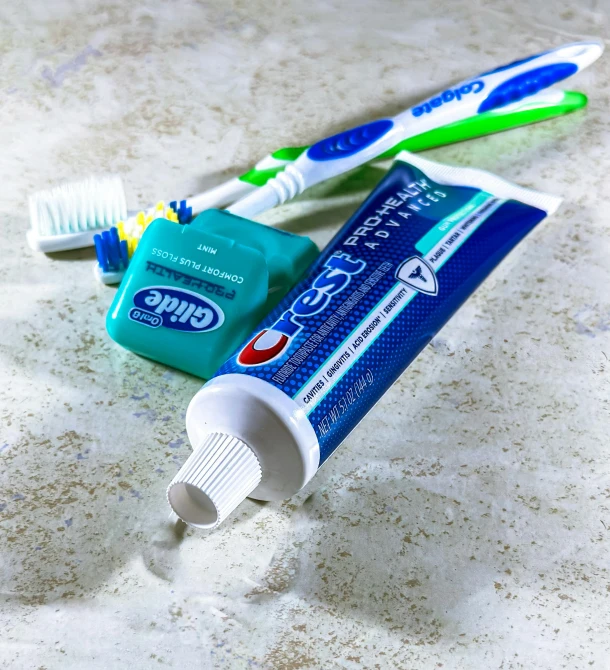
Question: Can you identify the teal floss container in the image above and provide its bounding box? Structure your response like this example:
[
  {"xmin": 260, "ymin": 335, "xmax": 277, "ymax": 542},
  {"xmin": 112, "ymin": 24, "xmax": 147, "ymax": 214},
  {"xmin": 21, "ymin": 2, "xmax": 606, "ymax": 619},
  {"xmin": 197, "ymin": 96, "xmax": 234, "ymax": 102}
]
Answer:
[{"xmin": 106, "ymin": 210, "xmax": 319, "ymax": 379}]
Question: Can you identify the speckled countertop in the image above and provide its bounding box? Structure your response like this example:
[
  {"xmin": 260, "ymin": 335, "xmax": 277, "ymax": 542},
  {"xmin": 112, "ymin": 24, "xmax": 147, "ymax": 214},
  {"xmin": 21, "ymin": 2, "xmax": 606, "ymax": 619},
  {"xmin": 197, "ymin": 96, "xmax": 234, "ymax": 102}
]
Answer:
[{"xmin": 1, "ymin": 1, "xmax": 610, "ymax": 668}]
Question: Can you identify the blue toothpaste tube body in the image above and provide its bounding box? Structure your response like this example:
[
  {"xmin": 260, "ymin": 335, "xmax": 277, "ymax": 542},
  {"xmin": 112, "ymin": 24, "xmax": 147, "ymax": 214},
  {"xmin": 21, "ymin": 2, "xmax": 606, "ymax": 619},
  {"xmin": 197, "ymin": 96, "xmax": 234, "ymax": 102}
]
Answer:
[{"xmin": 166, "ymin": 152, "xmax": 561, "ymax": 528}]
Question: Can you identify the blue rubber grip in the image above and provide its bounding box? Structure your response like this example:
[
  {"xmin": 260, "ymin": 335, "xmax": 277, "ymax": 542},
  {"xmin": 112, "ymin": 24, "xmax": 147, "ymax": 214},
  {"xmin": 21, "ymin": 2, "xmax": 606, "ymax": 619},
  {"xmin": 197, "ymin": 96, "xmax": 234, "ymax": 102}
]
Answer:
[
  {"xmin": 478, "ymin": 62, "xmax": 578, "ymax": 113},
  {"xmin": 307, "ymin": 119, "xmax": 394, "ymax": 162}
]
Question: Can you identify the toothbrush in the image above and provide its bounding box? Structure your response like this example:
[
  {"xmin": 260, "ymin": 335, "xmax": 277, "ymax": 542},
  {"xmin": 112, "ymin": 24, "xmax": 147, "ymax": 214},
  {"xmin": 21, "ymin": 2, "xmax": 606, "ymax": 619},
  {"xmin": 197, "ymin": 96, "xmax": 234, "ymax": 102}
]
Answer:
[
  {"xmin": 42, "ymin": 88, "xmax": 587, "ymax": 256},
  {"xmin": 92, "ymin": 88, "xmax": 588, "ymax": 285},
  {"xmin": 232, "ymin": 89, "xmax": 587, "ymax": 188},
  {"xmin": 28, "ymin": 175, "xmax": 128, "ymax": 253},
  {"xmin": 93, "ymin": 201, "xmax": 179, "ymax": 284},
  {"xmin": 101, "ymin": 89, "xmax": 589, "ymax": 236},
  {"xmin": 28, "ymin": 41, "xmax": 600, "ymax": 254},
  {"xmin": 227, "ymin": 40, "xmax": 603, "ymax": 219}
]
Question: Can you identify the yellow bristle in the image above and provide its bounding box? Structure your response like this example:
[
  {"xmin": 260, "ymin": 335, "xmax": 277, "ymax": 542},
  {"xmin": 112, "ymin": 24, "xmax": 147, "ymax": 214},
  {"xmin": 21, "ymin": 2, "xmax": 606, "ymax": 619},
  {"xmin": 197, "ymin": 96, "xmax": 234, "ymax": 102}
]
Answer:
[
  {"xmin": 128, "ymin": 237, "xmax": 138, "ymax": 257},
  {"xmin": 117, "ymin": 203, "xmax": 182, "ymax": 264}
]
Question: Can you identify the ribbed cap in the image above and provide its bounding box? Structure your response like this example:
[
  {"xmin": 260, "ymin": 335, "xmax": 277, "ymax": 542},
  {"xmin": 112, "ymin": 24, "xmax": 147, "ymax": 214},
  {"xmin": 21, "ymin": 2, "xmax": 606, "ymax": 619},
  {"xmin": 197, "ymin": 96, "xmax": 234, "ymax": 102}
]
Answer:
[{"xmin": 167, "ymin": 432, "xmax": 262, "ymax": 528}]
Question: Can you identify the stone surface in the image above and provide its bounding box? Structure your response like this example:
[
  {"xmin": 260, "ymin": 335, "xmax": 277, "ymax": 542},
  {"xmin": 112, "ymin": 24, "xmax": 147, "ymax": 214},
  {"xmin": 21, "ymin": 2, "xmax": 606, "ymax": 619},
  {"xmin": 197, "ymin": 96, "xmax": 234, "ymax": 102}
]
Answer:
[{"xmin": 1, "ymin": 1, "xmax": 609, "ymax": 668}]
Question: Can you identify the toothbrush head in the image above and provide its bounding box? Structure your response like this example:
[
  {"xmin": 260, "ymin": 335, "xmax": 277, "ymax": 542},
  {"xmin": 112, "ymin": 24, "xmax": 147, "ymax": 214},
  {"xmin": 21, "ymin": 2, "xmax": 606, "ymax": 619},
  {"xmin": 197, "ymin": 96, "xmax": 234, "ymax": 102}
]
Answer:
[
  {"xmin": 94, "ymin": 201, "xmax": 180, "ymax": 285},
  {"xmin": 28, "ymin": 175, "xmax": 128, "ymax": 253},
  {"xmin": 93, "ymin": 226, "xmax": 129, "ymax": 285}
]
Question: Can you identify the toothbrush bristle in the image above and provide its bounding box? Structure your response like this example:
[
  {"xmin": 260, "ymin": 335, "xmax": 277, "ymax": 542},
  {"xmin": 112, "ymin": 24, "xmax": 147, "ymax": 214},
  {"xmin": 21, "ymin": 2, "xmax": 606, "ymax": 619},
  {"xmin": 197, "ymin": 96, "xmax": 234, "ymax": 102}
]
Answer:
[
  {"xmin": 95, "ymin": 202, "xmax": 180, "ymax": 278},
  {"xmin": 28, "ymin": 175, "xmax": 128, "ymax": 238}
]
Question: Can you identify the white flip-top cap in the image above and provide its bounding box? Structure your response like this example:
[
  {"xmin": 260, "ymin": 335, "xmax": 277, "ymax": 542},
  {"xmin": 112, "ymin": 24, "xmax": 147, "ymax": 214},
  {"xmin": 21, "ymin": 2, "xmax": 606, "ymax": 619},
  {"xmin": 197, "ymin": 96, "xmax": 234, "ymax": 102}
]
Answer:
[{"xmin": 167, "ymin": 432, "xmax": 262, "ymax": 528}]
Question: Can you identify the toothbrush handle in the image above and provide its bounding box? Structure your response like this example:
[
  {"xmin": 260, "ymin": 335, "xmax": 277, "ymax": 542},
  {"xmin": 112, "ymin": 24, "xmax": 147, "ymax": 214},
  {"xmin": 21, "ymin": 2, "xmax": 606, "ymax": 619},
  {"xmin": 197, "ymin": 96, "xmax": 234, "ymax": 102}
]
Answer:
[
  {"xmin": 392, "ymin": 40, "xmax": 601, "ymax": 132},
  {"xmin": 232, "ymin": 90, "xmax": 584, "ymax": 191},
  {"xmin": 187, "ymin": 177, "xmax": 253, "ymax": 215},
  {"xmin": 228, "ymin": 119, "xmax": 405, "ymax": 218},
  {"xmin": 228, "ymin": 40, "xmax": 601, "ymax": 220}
]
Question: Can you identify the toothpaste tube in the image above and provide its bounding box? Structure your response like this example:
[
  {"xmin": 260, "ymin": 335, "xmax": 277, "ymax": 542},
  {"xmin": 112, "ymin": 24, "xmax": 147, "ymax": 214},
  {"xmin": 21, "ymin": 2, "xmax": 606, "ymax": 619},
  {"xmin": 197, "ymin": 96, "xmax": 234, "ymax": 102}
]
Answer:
[{"xmin": 166, "ymin": 152, "xmax": 561, "ymax": 528}]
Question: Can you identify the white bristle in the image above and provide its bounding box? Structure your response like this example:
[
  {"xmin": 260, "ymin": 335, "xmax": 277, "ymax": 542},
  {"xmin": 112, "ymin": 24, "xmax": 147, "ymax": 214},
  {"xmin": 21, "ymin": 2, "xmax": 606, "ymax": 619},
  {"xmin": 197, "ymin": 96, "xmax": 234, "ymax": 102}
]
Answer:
[{"xmin": 28, "ymin": 175, "xmax": 128, "ymax": 244}]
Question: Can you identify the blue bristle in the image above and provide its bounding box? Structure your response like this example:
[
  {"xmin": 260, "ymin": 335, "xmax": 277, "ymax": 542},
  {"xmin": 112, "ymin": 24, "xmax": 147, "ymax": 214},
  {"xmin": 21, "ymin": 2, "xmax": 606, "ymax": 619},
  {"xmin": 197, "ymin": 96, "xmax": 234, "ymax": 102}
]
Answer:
[
  {"xmin": 100, "ymin": 230, "xmax": 113, "ymax": 269},
  {"xmin": 119, "ymin": 239, "xmax": 129, "ymax": 269},
  {"xmin": 109, "ymin": 226, "xmax": 120, "ymax": 247},
  {"xmin": 170, "ymin": 199, "xmax": 192, "ymax": 224},
  {"xmin": 95, "ymin": 227, "xmax": 129, "ymax": 278},
  {"xmin": 106, "ymin": 228, "xmax": 120, "ymax": 271},
  {"xmin": 93, "ymin": 233, "xmax": 108, "ymax": 273}
]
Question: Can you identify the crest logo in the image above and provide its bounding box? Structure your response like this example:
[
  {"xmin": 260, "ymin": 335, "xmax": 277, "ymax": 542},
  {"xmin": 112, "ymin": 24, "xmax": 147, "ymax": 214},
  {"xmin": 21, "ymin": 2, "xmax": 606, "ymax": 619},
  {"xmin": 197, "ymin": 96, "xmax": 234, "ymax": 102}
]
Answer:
[{"xmin": 238, "ymin": 253, "xmax": 366, "ymax": 367}]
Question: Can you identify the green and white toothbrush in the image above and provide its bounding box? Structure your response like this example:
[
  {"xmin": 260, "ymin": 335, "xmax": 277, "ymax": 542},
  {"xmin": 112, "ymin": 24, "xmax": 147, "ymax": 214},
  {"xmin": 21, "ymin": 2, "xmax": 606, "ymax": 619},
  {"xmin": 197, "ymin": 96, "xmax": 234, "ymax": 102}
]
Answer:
[{"xmin": 229, "ymin": 89, "xmax": 586, "ymax": 196}]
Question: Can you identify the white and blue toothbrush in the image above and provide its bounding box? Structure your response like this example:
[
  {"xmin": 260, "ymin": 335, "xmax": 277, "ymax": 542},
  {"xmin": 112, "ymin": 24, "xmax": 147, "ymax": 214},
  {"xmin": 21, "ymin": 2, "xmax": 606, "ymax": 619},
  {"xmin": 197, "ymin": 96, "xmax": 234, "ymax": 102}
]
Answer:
[{"xmin": 227, "ymin": 40, "xmax": 602, "ymax": 219}]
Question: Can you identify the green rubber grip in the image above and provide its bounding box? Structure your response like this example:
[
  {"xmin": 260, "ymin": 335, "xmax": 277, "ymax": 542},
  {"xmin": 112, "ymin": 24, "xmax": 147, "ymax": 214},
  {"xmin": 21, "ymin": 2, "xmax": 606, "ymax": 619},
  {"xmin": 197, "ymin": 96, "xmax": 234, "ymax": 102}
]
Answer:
[{"xmin": 377, "ymin": 91, "xmax": 587, "ymax": 158}]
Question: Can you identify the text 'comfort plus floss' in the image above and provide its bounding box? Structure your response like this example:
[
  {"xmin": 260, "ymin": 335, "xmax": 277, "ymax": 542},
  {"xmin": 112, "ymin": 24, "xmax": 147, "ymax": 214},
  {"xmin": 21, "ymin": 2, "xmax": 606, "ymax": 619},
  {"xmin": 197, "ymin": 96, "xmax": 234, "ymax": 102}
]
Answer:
[{"xmin": 166, "ymin": 152, "xmax": 562, "ymax": 529}]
